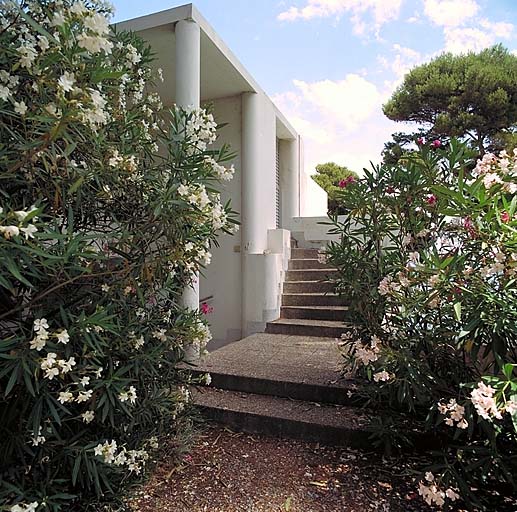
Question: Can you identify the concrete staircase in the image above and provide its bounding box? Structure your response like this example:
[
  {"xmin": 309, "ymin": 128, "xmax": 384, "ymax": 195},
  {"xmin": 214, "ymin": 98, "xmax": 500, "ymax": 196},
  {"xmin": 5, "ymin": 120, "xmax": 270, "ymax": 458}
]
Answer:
[
  {"xmin": 190, "ymin": 333, "xmax": 370, "ymax": 446},
  {"xmin": 187, "ymin": 246, "xmax": 374, "ymax": 445},
  {"xmin": 266, "ymin": 247, "xmax": 353, "ymax": 338}
]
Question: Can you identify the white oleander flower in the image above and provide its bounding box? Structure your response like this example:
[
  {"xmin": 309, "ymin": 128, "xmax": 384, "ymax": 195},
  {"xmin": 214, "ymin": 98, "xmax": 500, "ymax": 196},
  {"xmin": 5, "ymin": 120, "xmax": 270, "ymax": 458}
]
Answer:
[
  {"xmin": 56, "ymin": 329, "xmax": 69, "ymax": 344},
  {"xmin": 58, "ymin": 71, "xmax": 76, "ymax": 93},
  {"xmin": 0, "ymin": 85, "xmax": 10, "ymax": 101},
  {"xmin": 31, "ymin": 427, "xmax": 45, "ymax": 446},
  {"xmin": 37, "ymin": 35, "xmax": 49, "ymax": 52},
  {"xmin": 45, "ymin": 367, "xmax": 60, "ymax": 380},
  {"xmin": 177, "ymin": 184, "xmax": 189, "ymax": 196},
  {"xmin": 30, "ymin": 331, "xmax": 48, "ymax": 351},
  {"xmin": 77, "ymin": 390, "xmax": 93, "ymax": 403},
  {"xmin": 373, "ymin": 370, "xmax": 393, "ymax": 382},
  {"xmin": 81, "ymin": 410, "xmax": 95, "ymax": 423},
  {"xmin": 153, "ymin": 329, "xmax": 167, "ymax": 342},
  {"xmin": 14, "ymin": 101, "xmax": 27, "ymax": 115},
  {"xmin": 58, "ymin": 357, "xmax": 76, "ymax": 374},
  {"xmin": 84, "ymin": 12, "xmax": 110, "ymax": 35},
  {"xmin": 40, "ymin": 352, "xmax": 57, "ymax": 370},
  {"xmin": 134, "ymin": 335, "xmax": 145, "ymax": 349},
  {"xmin": 77, "ymin": 33, "xmax": 113, "ymax": 54},
  {"xmin": 0, "ymin": 225, "xmax": 20, "ymax": 239},
  {"xmin": 58, "ymin": 391, "xmax": 74, "ymax": 404},
  {"xmin": 34, "ymin": 318, "xmax": 49, "ymax": 332},
  {"xmin": 50, "ymin": 11, "xmax": 66, "ymax": 26},
  {"xmin": 20, "ymin": 224, "xmax": 37, "ymax": 241}
]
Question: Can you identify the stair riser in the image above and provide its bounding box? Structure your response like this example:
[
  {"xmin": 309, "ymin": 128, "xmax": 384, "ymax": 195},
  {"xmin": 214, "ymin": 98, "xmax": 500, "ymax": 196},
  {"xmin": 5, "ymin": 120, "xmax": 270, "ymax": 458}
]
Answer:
[
  {"xmin": 288, "ymin": 259, "xmax": 329, "ymax": 270},
  {"xmin": 197, "ymin": 406, "xmax": 371, "ymax": 447},
  {"xmin": 286, "ymin": 270, "xmax": 338, "ymax": 282},
  {"xmin": 283, "ymin": 281, "xmax": 334, "ymax": 294},
  {"xmin": 291, "ymin": 248, "xmax": 321, "ymax": 259},
  {"xmin": 191, "ymin": 372, "xmax": 355, "ymax": 406},
  {"xmin": 266, "ymin": 322, "xmax": 350, "ymax": 338},
  {"xmin": 282, "ymin": 294, "xmax": 343, "ymax": 307},
  {"xmin": 281, "ymin": 307, "xmax": 351, "ymax": 321}
]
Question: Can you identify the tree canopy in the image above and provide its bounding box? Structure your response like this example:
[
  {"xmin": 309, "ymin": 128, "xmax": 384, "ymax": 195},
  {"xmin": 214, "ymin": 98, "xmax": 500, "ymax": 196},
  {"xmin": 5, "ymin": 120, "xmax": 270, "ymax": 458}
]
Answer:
[
  {"xmin": 311, "ymin": 162, "xmax": 358, "ymax": 215},
  {"xmin": 383, "ymin": 45, "xmax": 517, "ymax": 155}
]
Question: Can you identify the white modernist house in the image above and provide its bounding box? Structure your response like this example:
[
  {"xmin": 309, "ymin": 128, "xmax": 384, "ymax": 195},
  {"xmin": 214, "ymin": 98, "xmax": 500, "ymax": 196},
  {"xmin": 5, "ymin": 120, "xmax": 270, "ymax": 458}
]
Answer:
[{"xmin": 117, "ymin": 3, "xmax": 329, "ymax": 350}]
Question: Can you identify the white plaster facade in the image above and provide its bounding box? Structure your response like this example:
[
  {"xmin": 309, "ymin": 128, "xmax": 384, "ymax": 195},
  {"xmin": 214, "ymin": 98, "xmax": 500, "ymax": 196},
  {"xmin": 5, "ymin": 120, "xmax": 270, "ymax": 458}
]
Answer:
[{"xmin": 117, "ymin": 3, "xmax": 329, "ymax": 350}]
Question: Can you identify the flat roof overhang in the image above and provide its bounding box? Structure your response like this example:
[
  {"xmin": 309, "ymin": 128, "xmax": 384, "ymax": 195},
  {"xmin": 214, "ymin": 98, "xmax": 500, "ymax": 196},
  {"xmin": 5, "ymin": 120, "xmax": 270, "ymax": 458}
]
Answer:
[{"xmin": 115, "ymin": 3, "xmax": 298, "ymax": 139}]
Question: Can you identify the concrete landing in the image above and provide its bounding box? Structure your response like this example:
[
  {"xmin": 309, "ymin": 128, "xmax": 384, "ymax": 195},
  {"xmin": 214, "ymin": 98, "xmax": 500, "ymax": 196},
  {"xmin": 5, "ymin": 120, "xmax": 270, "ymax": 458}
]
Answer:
[{"xmin": 191, "ymin": 333, "xmax": 358, "ymax": 405}]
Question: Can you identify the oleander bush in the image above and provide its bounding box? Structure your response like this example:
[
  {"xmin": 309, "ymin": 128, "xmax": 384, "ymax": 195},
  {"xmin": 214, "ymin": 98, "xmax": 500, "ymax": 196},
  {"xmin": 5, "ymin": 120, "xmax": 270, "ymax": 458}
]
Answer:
[
  {"xmin": 0, "ymin": 1, "xmax": 237, "ymax": 510},
  {"xmin": 326, "ymin": 139, "xmax": 517, "ymax": 510}
]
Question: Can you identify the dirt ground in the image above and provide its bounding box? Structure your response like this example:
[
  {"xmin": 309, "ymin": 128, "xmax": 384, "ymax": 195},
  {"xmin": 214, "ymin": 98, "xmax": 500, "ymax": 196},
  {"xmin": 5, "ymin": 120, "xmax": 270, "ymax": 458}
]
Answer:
[{"xmin": 127, "ymin": 424, "xmax": 443, "ymax": 512}]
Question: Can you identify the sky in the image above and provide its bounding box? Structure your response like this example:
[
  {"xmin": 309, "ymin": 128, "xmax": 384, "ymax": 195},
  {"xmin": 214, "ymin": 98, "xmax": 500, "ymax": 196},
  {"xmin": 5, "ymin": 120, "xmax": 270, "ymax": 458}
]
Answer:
[{"xmin": 113, "ymin": 0, "xmax": 517, "ymax": 175}]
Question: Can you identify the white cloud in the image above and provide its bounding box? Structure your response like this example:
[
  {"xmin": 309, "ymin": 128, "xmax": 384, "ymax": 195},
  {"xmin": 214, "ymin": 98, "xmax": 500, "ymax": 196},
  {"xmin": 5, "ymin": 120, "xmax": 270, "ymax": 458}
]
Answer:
[
  {"xmin": 423, "ymin": 0, "xmax": 480, "ymax": 27},
  {"xmin": 390, "ymin": 44, "xmax": 422, "ymax": 79},
  {"xmin": 291, "ymin": 75, "xmax": 381, "ymax": 130},
  {"xmin": 443, "ymin": 19, "xmax": 514, "ymax": 53},
  {"xmin": 479, "ymin": 19, "xmax": 514, "ymax": 39},
  {"xmin": 377, "ymin": 44, "xmax": 424, "ymax": 91},
  {"xmin": 277, "ymin": 0, "xmax": 403, "ymax": 35},
  {"xmin": 443, "ymin": 27, "xmax": 493, "ymax": 53},
  {"xmin": 273, "ymin": 75, "xmax": 404, "ymax": 175}
]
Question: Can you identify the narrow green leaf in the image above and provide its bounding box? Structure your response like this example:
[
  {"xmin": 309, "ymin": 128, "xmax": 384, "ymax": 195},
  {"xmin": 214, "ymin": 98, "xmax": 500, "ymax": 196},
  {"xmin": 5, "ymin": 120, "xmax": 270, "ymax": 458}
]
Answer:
[
  {"xmin": 5, "ymin": 364, "xmax": 19, "ymax": 395},
  {"xmin": 453, "ymin": 302, "xmax": 462, "ymax": 322},
  {"xmin": 69, "ymin": 176, "xmax": 84, "ymax": 194},
  {"xmin": 72, "ymin": 455, "xmax": 81, "ymax": 486}
]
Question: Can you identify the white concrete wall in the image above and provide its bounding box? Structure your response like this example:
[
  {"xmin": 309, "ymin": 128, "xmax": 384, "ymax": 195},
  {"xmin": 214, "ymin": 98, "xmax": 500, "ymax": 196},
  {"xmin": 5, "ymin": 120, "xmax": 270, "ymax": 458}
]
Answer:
[
  {"xmin": 301, "ymin": 173, "xmax": 328, "ymax": 217},
  {"xmin": 289, "ymin": 215, "xmax": 346, "ymax": 249},
  {"xmin": 243, "ymin": 229, "xmax": 291, "ymax": 336},
  {"xmin": 200, "ymin": 95, "xmax": 243, "ymax": 350},
  {"xmin": 201, "ymin": 92, "xmax": 296, "ymax": 347}
]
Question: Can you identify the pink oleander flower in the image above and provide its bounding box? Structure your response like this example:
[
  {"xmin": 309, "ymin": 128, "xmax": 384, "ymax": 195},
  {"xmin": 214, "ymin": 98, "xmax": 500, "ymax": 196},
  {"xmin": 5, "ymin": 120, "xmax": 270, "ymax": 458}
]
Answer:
[
  {"xmin": 426, "ymin": 194, "xmax": 437, "ymax": 206},
  {"xmin": 501, "ymin": 211, "xmax": 511, "ymax": 223},
  {"xmin": 463, "ymin": 216, "xmax": 477, "ymax": 237},
  {"xmin": 431, "ymin": 139, "xmax": 441, "ymax": 148},
  {"xmin": 201, "ymin": 302, "xmax": 213, "ymax": 315},
  {"xmin": 470, "ymin": 381, "xmax": 503, "ymax": 420},
  {"xmin": 417, "ymin": 137, "xmax": 424, "ymax": 145},
  {"xmin": 338, "ymin": 175, "xmax": 356, "ymax": 189}
]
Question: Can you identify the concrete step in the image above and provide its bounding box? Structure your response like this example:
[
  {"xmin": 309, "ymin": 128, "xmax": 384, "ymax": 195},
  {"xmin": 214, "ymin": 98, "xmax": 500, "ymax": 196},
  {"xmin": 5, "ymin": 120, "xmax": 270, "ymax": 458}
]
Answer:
[
  {"xmin": 286, "ymin": 269, "xmax": 338, "ymax": 282},
  {"xmin": 291, "ymin": 248, "xmax": 321, "ymax": 259},
  {"xmin": 281, "ymin": 305, "xmax": 351, "ymax": 321},
  {"xmin": 288, "ymin": 258, "xmax": 330, "ymax": 270},
  {"xmin": 190, "ymin": 333, "xmax": 359, "ymax": 406},
  {"xmin": 266, "ymin": 319, "xmax": 353, "ymax": 337},
  {"xmin": 192, "ymin": 387, "xmax": 371, "ymax": 446},
  {"xmin": 283, "ymin": 280, "xmax": 335, "ymax": 294},
  {"xmin": 282, "ymin": 293, "xmax": 343, "ymax": 307}
]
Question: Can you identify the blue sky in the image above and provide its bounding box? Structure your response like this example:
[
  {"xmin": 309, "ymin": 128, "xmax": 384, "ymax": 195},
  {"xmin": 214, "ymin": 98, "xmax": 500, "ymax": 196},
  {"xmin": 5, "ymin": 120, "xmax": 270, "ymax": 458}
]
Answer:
[{"xmin": 113, "ymin": 0, "xmax": 517, "ymax": 174}]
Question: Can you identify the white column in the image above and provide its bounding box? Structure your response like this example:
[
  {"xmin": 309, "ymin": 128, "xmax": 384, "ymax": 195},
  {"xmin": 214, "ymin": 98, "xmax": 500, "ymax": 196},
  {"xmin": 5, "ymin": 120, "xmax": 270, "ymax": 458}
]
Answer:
[
  {"xmin": 176, "ymin": 19, "xmax": 201, "ymax": 360},
  {"xmin": 280, "ymin": 138, "xmax": 300, "ymax": 223},
  {"xmin": 175, "ymin": 19, "xmax": 200, "ymax": 107},
  {"xmin": 241, "ymin": 92, "xmax": 262, "ymax": 254}
]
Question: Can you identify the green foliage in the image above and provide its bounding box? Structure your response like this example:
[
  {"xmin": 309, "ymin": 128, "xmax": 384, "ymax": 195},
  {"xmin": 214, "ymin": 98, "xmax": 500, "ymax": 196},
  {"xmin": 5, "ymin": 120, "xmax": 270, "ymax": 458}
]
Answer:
[
  {"xmin": 381, "ymin": 129, "xmax": 428, "ymax": 165},
  {"xmin": 326, "ymin": 140, "xmax": 517, "ymax": 510},
  {"xmin": 0, "ymin": 2, "xmax": 237, "ymax": 511},
  {"xmin": 311, "ymin": 162, "xmax": 358, "ymax": 215},
  {"xmin": 383, "ymin": 45, "xmax": 517, "ymax": 155}
]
